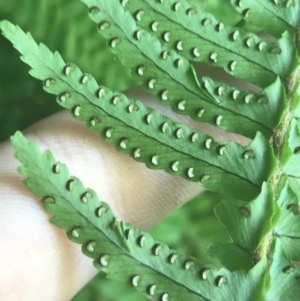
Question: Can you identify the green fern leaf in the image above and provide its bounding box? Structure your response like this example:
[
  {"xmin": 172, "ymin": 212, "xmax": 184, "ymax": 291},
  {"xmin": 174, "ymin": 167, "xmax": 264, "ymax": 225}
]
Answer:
[
  {"xmin": 274, "ymin": 176, "xmax": 300, "ymax": 261},
  {"xmin": 281, "ymin": 118, "xmax": 300, "ymax": 177},
  {"xmin": 11, "ymin": 131, "xmax": 270, "ymax": 301},
  {"xmin": 208, "ymin": 183, "xmax": 281, "ymax": 269},
  {"xmin": 267, "ymin": 240, "xmax": 300, "ymax": 301},
  {"xmin": 292, "ymin": 80, "xmax": 300, "ymax": 111},
  {"xmin": 206, "ymin": 242, "xmax": 254, "ymax": 272},
  {"xmin": 81, "ymin": 0, "xmax": 288, "ymax": 139},
  {"xmin": 230, "ymin": 0, "xmax": 300, "ymax": 37},
  {"xmin": 1, "ymin": 0, "xmax": 300, "ymax": 299},
  {"xmin": 93, "ymin": 0, "xmax": 298, "ymax": 87},
  {"xmin": 215, "ymin": 183, "xmax": 278, "ymax": 250},
  {"xmin": 0, "ymin": 20, "xmax": 277, "ymax": 200}
]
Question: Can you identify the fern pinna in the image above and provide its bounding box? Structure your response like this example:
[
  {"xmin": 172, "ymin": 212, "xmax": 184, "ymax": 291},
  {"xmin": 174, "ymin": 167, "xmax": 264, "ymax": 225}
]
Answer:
[{"xmin": 1, "ymin": 0, "xmax": 300, "ymax": 300}]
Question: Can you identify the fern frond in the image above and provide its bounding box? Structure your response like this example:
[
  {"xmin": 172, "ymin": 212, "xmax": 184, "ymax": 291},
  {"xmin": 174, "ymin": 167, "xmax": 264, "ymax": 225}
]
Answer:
[
  {"xmin": 0, "ymin": 20, "xmax": 277, "ymax": 200},
  {"xmin": 80, "ymin": 0, "xmax": 289, "ymax": 139},
  {"xmin": 11, "ymin": 131, "xmax": 270, "ymax": 301},
  {"xmin": 1, "ymin": 0, "xmax": 300, "ymax": 299},
  {"xmin": 230, "ymin": 0, "xmax": 300, "ymax": 38}
]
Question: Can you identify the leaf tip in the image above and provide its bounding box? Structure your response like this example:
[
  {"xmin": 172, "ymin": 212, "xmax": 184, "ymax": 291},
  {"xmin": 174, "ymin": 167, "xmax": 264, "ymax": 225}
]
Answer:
[
  {"xmin": 11, "ymin": 131, "xmax": 25, "ymax": 149},
  {"xmin": 0, "ymin": 20, "xmax": 15, "ymax": 34}
]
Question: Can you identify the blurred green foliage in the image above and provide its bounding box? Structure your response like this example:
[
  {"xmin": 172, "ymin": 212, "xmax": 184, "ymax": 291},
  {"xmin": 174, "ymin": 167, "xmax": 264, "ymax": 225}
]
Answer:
[
  {"xmin": 1, "ymin": 1, "xmax": 237, "ymax": 300},
  {"xmin": 0, "ymin": 0, "xmax": 136, "ymax": 141}
]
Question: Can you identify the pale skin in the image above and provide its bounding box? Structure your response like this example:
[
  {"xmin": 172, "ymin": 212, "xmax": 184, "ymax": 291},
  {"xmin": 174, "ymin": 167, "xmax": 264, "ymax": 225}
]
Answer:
[{"xmin": 0, "ymin": 89, "xmax": 248, "ymax": 300}]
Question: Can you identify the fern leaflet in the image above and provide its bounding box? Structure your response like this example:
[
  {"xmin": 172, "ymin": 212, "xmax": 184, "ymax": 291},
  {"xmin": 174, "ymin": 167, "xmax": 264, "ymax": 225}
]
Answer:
[{"xmin": 230, "ymin": 0, "xmax": 300, "ymax": 37}]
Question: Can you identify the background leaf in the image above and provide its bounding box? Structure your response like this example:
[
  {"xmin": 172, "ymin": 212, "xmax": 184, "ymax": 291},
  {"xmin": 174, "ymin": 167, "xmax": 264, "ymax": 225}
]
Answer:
[{"xmin": 0, "ymin": 0, "xmax": 135, "ymax": 141}]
